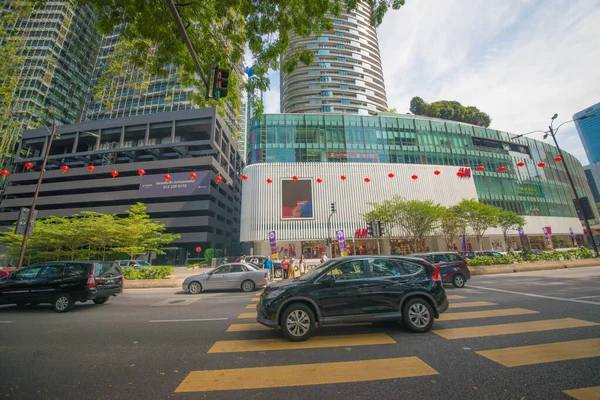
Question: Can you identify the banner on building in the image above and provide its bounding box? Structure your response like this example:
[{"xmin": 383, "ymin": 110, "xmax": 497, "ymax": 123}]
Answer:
[
  {"xmin": 336, "ymin": 230, "xmax": 348, "ymax": 257},
  {"xmin": 281, "ymin": 179, "xmax": 314, "ymax": 219},
  {"xmin": 542, "ymin": 227, "xmax": 553, "ymax": 249},
  {"xmin": 569, "ymin": 227, "xmax": 578, "ymax": 247},
  {"xmin": 138, "ymin": 171, "xmax": 211, "ymax": 198},
  {"xmin": 268, "ymin": 231, "xmax": 278, "ymax": 260}
]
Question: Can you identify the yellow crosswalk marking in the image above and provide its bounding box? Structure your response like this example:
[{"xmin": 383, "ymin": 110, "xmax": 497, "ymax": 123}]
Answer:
[
  {"xmin": 174, "ymin": 357, "xmax": 437, "ymax": 392},
  {"xmin": 226, "ymin": 323, "xmax": 273, "ymax": 332},
  {"xmin": 245, "ymin": 304, "xmax": 256, "ymax": 309},
  {"xmin": 447, "ymin": 295, "xmax": 467, "ymax": 300},
  {"xmin": 251, "ymin": 297, "xmax": 260, "ymax": 302},
  {"xmin": 563, "ymin": 385, "xmax": 600, "ymax": 399},
  {"xmin": 208, "ymin": 333, "xmax": 395, "ymax": 354},
  {"xmin": 439, "ymin": 308, "xmax": 537, "ymax": 321},
  {"xmin": 477, "ymin": 338, "xmax": 600, "ymax": 367},
  {"xmin": 448, "ymin": 301, "xmax": 497, "ymax": 309},
  {"xmin": 434, "ymin": 318, "xmax": 598, "ymax": 339},
  {"xmin": 237, "ymin": 312, "xmax": 256, "ymax": 319}
]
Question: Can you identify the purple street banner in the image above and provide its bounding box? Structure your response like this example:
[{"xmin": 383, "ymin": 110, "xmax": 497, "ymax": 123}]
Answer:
[
  {"xmin": 138, "ymin": 171, "xmax": 211, "ymax": 198},
  {"xmin": 519, "ymin": 228, "xmax": 525, "ymax": 237},
  {"xmin": 569, "ymin": 227, "xmax": 578, "ymax": 246},
  {"xmin": 541, "ymin": 227, "xmax": 553, "ymax": 248},
  {"xmin": 336, "ymin": 230, "xmax": 348, "ymax": 256},
  {"xmin": 268, "ymin": 231, "xmax": 278, "ymax": 260}
]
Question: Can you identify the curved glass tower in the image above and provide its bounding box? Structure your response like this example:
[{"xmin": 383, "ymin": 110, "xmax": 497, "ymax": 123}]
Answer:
[{"xmin": 280, "ymin": 3, "xmax": 388, "ymax": 115}]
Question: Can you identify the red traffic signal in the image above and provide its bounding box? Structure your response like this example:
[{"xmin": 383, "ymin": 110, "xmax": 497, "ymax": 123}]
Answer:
[{"xmin": 212, "ymin": 66, "xmax": 230, "ymax": 98}]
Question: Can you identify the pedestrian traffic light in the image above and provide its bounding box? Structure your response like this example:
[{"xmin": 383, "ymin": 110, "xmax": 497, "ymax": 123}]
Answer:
[
  {"xmin": 367, "ymin": 222, "xmax": 373, "ymax": 237},
  {"xmin": 330, "ymin": 202, "xmax": 336, "ymax": 213},
  {"xmin": 212, "ymin": 66, "xmax": 229, "ymax": 98},
  {"xmin": 378, "ymin": 221, "xmax": 385, "ymax": 237}
]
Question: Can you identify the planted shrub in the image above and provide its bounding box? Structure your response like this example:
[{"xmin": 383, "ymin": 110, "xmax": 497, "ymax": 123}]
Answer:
[{"xmin": 123, "ymin": 266, "xmax": 174, "ymax": 280}]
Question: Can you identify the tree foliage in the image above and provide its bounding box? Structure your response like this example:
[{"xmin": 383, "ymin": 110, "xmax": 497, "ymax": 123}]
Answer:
[
  {"xmin": 409, "ymin": 96, "xmax": 492, "ymax": 128},
  {"xmin": 497, "ymin": 210, "xmax": 526, "ymax": 250},
  {"xmin": 439, "ymin": 206, "xmax": 466, "ymax": 251},
  {"xmin": 0, "ymin": 203, "xmax": 179, "ymax": 265},
  {"xmin": 455, "ymin": 199, "xmax": 500, "ymax": 250}
]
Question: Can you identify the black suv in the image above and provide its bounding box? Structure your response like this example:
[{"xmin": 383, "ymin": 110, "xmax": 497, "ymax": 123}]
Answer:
[
  {"xmin": 0, "ymin": 261, "xmax": 123, "ymax": 313},
  {"xmin": 257, "ymin": 256, "xmax": 448, "ymax": 341}
]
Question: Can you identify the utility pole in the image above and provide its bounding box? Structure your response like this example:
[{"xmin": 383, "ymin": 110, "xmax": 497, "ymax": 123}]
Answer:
[{"xmin": 17, "ymin": 124, "xmax": 57, "ymax": 268}]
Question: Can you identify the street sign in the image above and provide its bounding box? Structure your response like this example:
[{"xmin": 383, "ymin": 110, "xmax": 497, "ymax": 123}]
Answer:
[{"xmin": 15, "ymin": 208, "xmax": 38, "ymax": 235}]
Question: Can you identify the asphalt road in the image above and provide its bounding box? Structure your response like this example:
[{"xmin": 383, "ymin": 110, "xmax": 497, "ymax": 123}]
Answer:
[{"xmin": 1, "ymin": 267, "xmax": 600, "ymax": 400}]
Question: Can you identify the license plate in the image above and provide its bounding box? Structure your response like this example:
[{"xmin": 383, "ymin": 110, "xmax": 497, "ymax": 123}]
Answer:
[{"xmin": 105, "ymin": 279, "xmax": 115, "ymax": 284}]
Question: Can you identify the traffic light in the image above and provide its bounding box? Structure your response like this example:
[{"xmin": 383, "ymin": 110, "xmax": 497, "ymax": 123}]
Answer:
[
  {"xmin": 212, "ymin": 66, "xmax": 230, "ymax": 98},
  {"xmin": 330, "ymin": 202, "xmax": 336, "ymax": 213},
  {"xmin": 15, "ymin": 207, "xmax": 37, "ymax": 235},
  {"xmin": 366, "ymin": 222, "xmax": 373, "ymax": 237},
  {"xmin": 378, "ymin": 221, "xmax": 385, "ymax": 237}
]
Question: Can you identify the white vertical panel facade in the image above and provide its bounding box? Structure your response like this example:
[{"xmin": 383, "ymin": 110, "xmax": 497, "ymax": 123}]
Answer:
[{"xmin": 240, "ymin": 163, "xmax": 479, "ymax": 242}]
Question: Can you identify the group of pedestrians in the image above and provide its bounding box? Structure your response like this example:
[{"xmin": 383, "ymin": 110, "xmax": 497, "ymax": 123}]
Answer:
[{"xmin": 280, "ymin": 255, "xmax": 308, "ymax": 279}]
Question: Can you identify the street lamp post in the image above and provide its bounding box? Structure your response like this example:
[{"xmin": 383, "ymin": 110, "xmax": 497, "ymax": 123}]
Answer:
[
  {"xmin": 16, "ymin": 124, "xmax": 57, "ymax": 268},
  {"xmin": 514, "ymin": 114, "xmax": 598, "ymax": 256}
]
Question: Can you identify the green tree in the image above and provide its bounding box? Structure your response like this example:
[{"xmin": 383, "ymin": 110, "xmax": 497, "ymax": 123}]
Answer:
[
  {"xmin": 455, "ymin": 199, "xmax": 500, "ymax": 250},
  {"xmin": 112, "ymin": 203, "xmax": 180, "ymax": 259},
  {"xmin": 395, "ymin": 200, "xmax": 445, "ymax": 252},
  {"xmin": 439, "ymin": 206, "xmax": 466, "ymax": 251},
  {"xmin": 497, "ymin": 210, "xmax": 526, "ymax": 250},
  {"xmin": 409, "ymin": 96, "xmax": 492, "ymax": 128}
]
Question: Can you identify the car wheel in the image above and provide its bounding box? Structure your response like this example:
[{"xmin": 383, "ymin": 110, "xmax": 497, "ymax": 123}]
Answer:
[
  {"xmin": 241, "ymin": 280, "xmax": 255, "ymax": 292},
  {"xmin": 402, "ymin": 298, "xmax": 434, "ymax": 333},
  {"xmin": 280, "ymin": 303, "xmax": 316, "ymax": 342},
  {"xmin": 93, "ymin": 297, "xmax": 109, "ymax": 305},
  {"xmin": 452, "ymin": 274, "xmax": 466, "ymax": 288},
  {"xmin": 274, "ymin": 269, "xmax": 282, "ymax": 278},
  {"xmin": 188, "ymin": 281, "xmax": 202, "ymax": 294},
  {"xmin": 52, "ymin": 293, "xmax": 73, "ymax": 313}
]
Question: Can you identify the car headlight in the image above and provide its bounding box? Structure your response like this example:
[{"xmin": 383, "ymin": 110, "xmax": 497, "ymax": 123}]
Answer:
[{"xmin": 265, "ymin": 288, "xmax": 285, "ymax": 299}]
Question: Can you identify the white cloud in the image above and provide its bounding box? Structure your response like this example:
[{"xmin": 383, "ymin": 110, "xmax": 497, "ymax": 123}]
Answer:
[{"xmin": 262, "ymin": 0, "xmax": 599, "ymax": 164}]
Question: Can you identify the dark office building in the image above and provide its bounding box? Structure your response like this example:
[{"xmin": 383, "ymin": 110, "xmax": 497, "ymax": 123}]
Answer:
[{"xmin": 0, "ymin": 109, "xmax": 243, "ymax": 265}]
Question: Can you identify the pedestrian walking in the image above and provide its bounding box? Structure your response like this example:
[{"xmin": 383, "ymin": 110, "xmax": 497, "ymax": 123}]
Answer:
[
  {"xmin": 320, "ymin": 253, "xmax": 329, "ymax": 263},
  {"xmin": 289, "ymin": 258, "xmax": 298, "ymax": 279},
  {"xmin": 299, "ymin": 255, "xmax": 307, "ymax": 275},
  {"xmin": 264, "ymin": 256, "xmax": 273, "ymax": 280},
  {"xmin": 281, "ymin": 256, "xmax": 290, "ymax": 279}
]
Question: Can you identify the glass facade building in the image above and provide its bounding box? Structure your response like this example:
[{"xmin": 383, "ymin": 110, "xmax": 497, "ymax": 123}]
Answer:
[
  {"xmin": 248, "ymin": 113, "xmax": 599, "ymax": 221},
  {"xmin": 2, "ymin": 1, "xmax": 100, "ymax": 127},
  {"xmin": 280, "ymin": 2, "xmax": 388, "ymax": 115},
  {"xmin": 574, "ymin": 101, "xmax": 600, "ymax": 164}
]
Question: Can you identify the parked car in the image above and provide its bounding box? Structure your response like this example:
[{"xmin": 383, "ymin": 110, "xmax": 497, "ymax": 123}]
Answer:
[
  {"xmin": 257, "ymin": 256, "xmax": 449, "ymax": 341},
  {"xmin": 412, "ymin": 252, "xmax": 471, "ymax": 288},
  {"xmin": 116, "ymin": 260, "xmax": 152, "ymax": 269},
  {"xmin": 0, "ymin": 261, "xmax": 123, "ymax": 312},
  {"xmin": 183, "ymin": 263, "xmax": 270, "ymax": 294},
  {"xmin": 235, "ymin": 256, "xmax": 268, "ymax": 266},
  {"xmin": 474, "ymin": 251, "xmax": 504, "ymax": 258},
  {"xmin": 520, "ymin": 249, "xmax": 544, "ymax": 257},
  {"xmin": 458, "ymin": 251, "xmax": 476, "ymax": 259}
]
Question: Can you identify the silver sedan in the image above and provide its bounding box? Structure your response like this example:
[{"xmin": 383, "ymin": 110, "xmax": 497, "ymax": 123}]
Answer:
[{"xmin": 182, "ymin": 263, "xmax": 270, "ymax": 294}]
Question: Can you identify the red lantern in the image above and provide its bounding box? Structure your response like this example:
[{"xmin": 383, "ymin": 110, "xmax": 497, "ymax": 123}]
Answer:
[
  {"xmin": 388, "ymin": 173, "xmax": 395, "ymax": 178},
  {"xmin": 0, "ymin": 169, "xmax": 9, "ymax": 177},
  {"xmin": 110, "ymin": 170, "xmax": 119, "ymax": 178},
  {"xmin": 292, "ymin": 175, "xmax": 298, "ymax": 181},
  {"xmin": 457, "ymin": 171, "xmax": 464, "ymax": 177},
  {"xmin": 411, "ymin": 175, "xmax": 418, "ymax": 180},
  {"xmin": 241, "ymin": 174, "xmax": 248, "ymax": 180},
  {"xmin": 554, "ymin": 156, "xmax": 562, "ymax": 162},
  {"xmin": 195, "ymin": 246, "xmax": 202, "ymax": 253},
  {"xmin": 164, "ymin": 174, "xmax": 172, "ymax": 181},
  {"xmin": 316, "ymin": 178, "xmax": 322, "ymax": 183},
  {"xmin": 24, "ymin": 162, "xmax": 34, "ymax": 170},
  {"xmin": 364, "ymin": 177, "xmax": 370, "ymax": 183},
  {"xmin": 477, "ymin": 166, "xmax": 485, "ymax": 171},
  {"xmin": 498, "ymin": 166, "xmax": 506, "ymax": 172},
  {"xmin": 517, "ymin": 162, "xmax": 525, "ymax": 167},
  {"xmin": 87, "ymin": 165, "xmax": 95, "ymax": 173},
  {"xmin": 537, "ymin": 162, "xmax": 545, "ymax": 167},
  {"xmin": 60, "ymin": 165, "xmax": 70, "ymax": 173},
  {"xmin": 216, "ymin": 176, "xmax": 223, "ymax": 183},
  {"xmin": 266, "ymin": 178, "xmax": 273, "ymax": 184},
  {"xmin": 138, "ymin": 169, "xmax": 146, "ymax": 176},
  {"xmin": 190, "ymin": 172, "xmax": 197, "ymax": 180},
  {"xmin": 434, "ymin": 170, "xmax": 441, "ymax": 175},
  {"xmin": 340, "ymin": 175, "xmax": 347, "ymax": 181}
]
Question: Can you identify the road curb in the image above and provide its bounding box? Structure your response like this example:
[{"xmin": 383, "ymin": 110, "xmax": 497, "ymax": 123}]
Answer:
[
  {"xmin": 124, "ymin": 278, "xmax": 185, "ymax": 289},
  {"xmin": 470, "ymin": 259, "xmax": 599, "ymax": 275}
]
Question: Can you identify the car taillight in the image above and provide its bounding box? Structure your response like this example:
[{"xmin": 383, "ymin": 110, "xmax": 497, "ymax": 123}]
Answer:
[
  {"xmin": 86, "ymin": 274, "xmax": 96, "ymax": 288},
  {"xmin": 431, "ymin": 266, "xmax": 441, "ymax": 282}
]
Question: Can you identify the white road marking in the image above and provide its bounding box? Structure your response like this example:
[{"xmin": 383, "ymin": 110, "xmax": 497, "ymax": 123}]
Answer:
[
  {"xmin": 149, "ymin": 318, "xmax": 228, "ymax": 323},
  {"xmin": 573, "ymin": 295, "xmax": 600, "ymax": 300},
  {"xmin": 469, "ymin": 285, "xmax": 600, "ymax": 306},
  {"xmin": 0, "ymin": 321, "xmax": 12, "ymax": 324}
]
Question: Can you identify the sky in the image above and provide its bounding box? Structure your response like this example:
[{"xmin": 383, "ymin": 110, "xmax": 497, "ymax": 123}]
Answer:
[{"xmin": 259, "ymin": 0, "xmax": 600, "ymax": 165}]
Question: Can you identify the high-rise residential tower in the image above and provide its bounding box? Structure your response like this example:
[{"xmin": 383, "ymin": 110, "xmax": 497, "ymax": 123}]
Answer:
[
  {"xmin": 1, "ymin": 1, "xmax": 100, "ymax": 127},
  {"xmin": 280, "ymin": 2, "xmax": 388, "ymax": 115},
  {"xmin": 573, "ymin": 101, "xmax": 600, "ymax": 164}
]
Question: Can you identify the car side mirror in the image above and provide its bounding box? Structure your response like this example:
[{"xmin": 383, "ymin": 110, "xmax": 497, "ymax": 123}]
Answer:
[
  {"xmin": 322, "ymin": 274, "xmax": 335, "ymax": 286},
  {"xmin": 8, "ymin": 272, "xmax": 16, "ymax": 280}
]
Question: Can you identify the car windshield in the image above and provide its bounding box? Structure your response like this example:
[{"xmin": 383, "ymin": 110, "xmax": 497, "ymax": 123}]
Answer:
[
  {"xmin": 137, "ymin": 261, "xmax": 151, "ymax": 266},
  {"xmin": 246, "ymin": 264, "xmax": 258, "ymax": 270},
  {"xmin": 94, "ymin": 262, "xmax": 122, "ymax": 277},
  {"xmin": 298, "ymin": 260, "xmax": 336, "ymax": 281}
]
